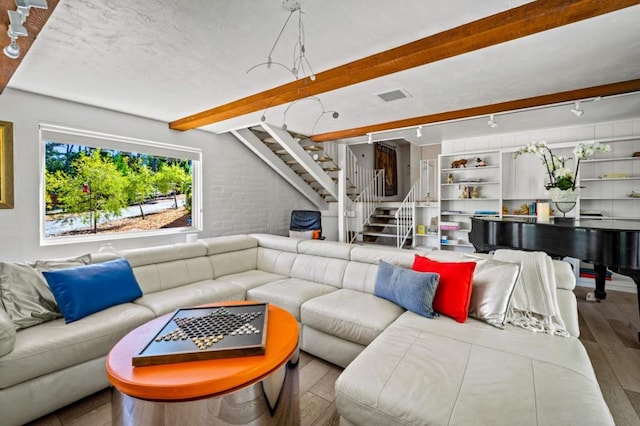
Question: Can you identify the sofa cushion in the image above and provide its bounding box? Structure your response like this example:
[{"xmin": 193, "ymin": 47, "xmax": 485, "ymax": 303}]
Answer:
[
  {"xmin": 198, "ymin": 235, "xmax": 258, "ymax": 255},
  {"xmin": 290, "ymin": 254, "xmax": 348, "ymax": 288},
  {"xmin": 301, "ymin": 289, "xmax": 404, "ymax": 346},
  {"xmin": 467, "ymin": 257, "xmax": 521, "ymax": 328},
  {"xmin": 250, "ymin": 233, "xmax": 300, "ymax": 253},
  {"xmin": 257, "ymin": 247, "xmax": 298, "ymax": 276},
  {"xmin": 412, "ymin": 255, "xmax": 476, "ymax": 323},
  {"xmin": 215, "ymin": 270, "xmax": 288, "ymax": 291},
  {"xmin": 133, "ymin": 279, "xmax": 245, "ymax": 316},
  {"xmin": 0, "ymin": 302, "xmax": 154, "ymax": 389},
  {"xmin": 341, "ymin": 262, "xmax": 379, "ymax": 294},
  {"xmin": 247, "ymin": 278, "xmax": 336, "ymax": 321},
  {"xmin": 131, "ymin": 256, "xmax": 213, "ymax": 294},
  {"xmin": 0, "ymin": 306, "xmax": 16, "ymax": 356},
  {"xmin": 0, "ymin": 255, "xmax": 91, "ymax": 330},
  {"xmin": 122, "ymin": 242, "xmax": 207, "ymax": 268},
  {"xmin": 349, "ymin": 245, "xmax": 416, "ymax": 268},
  {"xmin": 43, "ymin": 258, "xmax": 143, "ymax": 323},
  {"xmin": 374, "ymin": 261, "xmax": 439, "ymax": 319},
  {"xmin": 297, "ymin": 239, "xmax": 355, "ymax": 260},
  {"xmin": 336, "ymin": 311, "xmax": 613, "ymax": 426},
  {"xmin": 209, "ymin": 248, "xmax": 258, "ymax": 278}
]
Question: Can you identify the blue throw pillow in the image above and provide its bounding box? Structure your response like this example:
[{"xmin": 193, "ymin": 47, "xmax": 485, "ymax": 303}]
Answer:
[
  {"xmin": 374, "ymin": 261, "xmax": 440, "ymax": 318},
  {"xmin": 43, "ymin": 258, "xmax": 142, "ymax": 323}
]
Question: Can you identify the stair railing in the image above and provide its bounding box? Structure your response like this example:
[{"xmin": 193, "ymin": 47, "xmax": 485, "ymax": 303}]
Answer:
[
  {"xmin": 346, "ymin": 169, "xmax": 385, "ymax": 243},
  {"xmin": 395, "ymin": 182, "xmax": 418, "ymax": 248}
]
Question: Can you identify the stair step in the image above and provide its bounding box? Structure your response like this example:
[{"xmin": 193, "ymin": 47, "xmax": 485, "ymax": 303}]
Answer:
[
  {"xmin": 290, "ymin": 132, "xmax": 308, "ymax": 140},
  {"xmin": 316, "ymin": 156, "xmax": 334, "ymax": 162},
  {"xmin": 304, "ymin": 145, "xmax": 324, "ymax": 152},
  {"xmin": 373, "ymin": 214, "xmax": 411, "ymax": 219},
  {"xmin": 275, "ymin": 149, "xmax": 289, "ymax": 155},
  {"xmin": 323, "ymin": 167, "xmax": 340, "ymax": 172},
  {"xmin": 368, "ymin": 223, "xmax": 402, "ymax": 228},
  {"xmin": 263, "ymin": 137, "xmax": 276, "ymax": 144},
  {"xmin": 285, "ymin": 160, "xmax": 298, "ymax": 165},
  {"xmin": 360, "ymin": 231, "xmax": 413, "ymax": 239}
]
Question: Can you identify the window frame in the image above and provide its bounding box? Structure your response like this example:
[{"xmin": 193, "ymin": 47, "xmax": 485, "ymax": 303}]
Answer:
[{"xmin": 39, "ymin": 124, "xmax": 203, "ymax": 246}]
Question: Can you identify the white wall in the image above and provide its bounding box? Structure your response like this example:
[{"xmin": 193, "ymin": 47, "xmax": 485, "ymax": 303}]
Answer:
[
  {"xmin": 441, "ymin": 118, "xmax": 640, "ymax": 154},
  {"xmin": 0, "ymin": 89, "xmax": 314, "ymax": 261}
]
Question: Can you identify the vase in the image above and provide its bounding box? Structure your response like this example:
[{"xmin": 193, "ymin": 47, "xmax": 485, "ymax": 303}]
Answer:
[{"xmin": 548, "ymin": 187, "xmax": 579, "ymax": 221}]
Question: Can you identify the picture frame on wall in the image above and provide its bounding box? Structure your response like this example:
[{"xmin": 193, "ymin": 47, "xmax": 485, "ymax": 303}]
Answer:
[{"xmin": 0, "ymin": 121, "xmax": 14, "ymax": 209}]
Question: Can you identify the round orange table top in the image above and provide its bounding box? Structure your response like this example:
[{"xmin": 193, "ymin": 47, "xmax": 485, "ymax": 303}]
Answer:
[{"xmin": 106, "ymin": 301, "xmax": 298, "ymax": 401}]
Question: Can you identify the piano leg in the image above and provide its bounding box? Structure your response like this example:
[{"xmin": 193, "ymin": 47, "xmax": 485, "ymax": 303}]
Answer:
[
  {"xmin": 616, "ymin": 268, "xmax": 640, "ymax": 342},
  {"xmin": 593, "ymin": 264, "xmax": 608, "ymax": 300}
]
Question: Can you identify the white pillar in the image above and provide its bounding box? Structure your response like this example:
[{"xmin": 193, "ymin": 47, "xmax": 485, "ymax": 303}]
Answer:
[{"xmin": 337, "ymin": 144, "xmax": 346, "ymax": 243}]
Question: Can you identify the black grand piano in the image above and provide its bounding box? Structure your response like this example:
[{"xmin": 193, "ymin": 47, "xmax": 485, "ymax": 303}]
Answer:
[{"xmin": 469, "ymin": 217, "xmax": 640, "ymax": 338}]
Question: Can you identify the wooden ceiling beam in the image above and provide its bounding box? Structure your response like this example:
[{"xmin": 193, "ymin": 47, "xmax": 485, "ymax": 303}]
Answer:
[
  {"xmin": 169, "ymin": 0, "xmax": 640, "ymax": 131},
  {"xmin": 0, "ymin": 0, "xmax": 60, "ymax": 93},
  {"xmin": 311, "ymin": 79, "xmax": 640, "ymax": 142}
]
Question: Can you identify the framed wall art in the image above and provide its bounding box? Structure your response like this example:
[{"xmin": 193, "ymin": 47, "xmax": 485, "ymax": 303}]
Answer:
[{"xmin": 0, "ymin": 121, "xmax": 14, "ymax": 209}]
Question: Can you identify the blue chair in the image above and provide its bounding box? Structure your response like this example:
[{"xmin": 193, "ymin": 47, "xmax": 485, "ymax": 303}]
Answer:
[{"xmin": 289, "ymin": 210, "xmax": 323, "ymax": 239}]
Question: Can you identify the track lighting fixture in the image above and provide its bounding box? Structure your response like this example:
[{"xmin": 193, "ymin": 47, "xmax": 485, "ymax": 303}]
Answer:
[
  {"xmin": 416, "ymin": 126, "xmax": 423, "ymax": 138},
  {"xmin": 16, "ymin": 0, "xmax": 48, "ymax": 23},
  {"xmin": 487, "ymin": 114, "xmax": 498, "ymax": 128},
  {"xmin": 570, "ymin": 101, "xmax": 584, "ymax": 117},
  {"xmin": 367, "ymin": 134, "xmax": 373, "ymax": 144},
  {"xmin": 4, "ymin": 0, "xmax": 48, "ymax": 59}
]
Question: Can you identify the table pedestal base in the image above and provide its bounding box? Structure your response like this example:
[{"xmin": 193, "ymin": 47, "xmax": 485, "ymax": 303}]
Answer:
[{"xmin": 112, "ymin": 359, "xmax": 299, "ymax": 426}]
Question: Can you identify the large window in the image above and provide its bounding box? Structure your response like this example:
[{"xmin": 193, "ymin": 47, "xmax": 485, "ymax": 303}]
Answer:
[{"xmin": 40, "ymin": 124, "xmax": 202, "ymax": 244}]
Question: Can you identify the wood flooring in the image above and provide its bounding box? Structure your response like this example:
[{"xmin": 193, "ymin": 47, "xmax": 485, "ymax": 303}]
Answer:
[{"xmin": 27, "ymin": 286, "xmax": 640, "ymax": 426}]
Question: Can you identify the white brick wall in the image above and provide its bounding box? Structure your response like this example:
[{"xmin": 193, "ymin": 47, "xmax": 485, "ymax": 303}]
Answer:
[
  {"xmin": 0, "ymin": 89, "xmax": 314, "ymax": 261},
  {"xmin": 204, "ymin": 134, "xmax": 315, "ymax": 236}
]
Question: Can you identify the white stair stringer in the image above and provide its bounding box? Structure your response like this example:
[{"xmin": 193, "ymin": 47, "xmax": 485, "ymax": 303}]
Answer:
[
  {"xmin": 262, "ymin": 124, "xmax": 339, "ymax": 201},
  {"xmin": 231, "ymin": 128, "xmax": 329, "ymax": 210}
]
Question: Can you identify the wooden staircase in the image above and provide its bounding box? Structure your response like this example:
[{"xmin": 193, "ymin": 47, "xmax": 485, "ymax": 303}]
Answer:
[
  {"xmin": 232, "ymin": 123, "xmax": 357, "ymax": 207},
  {"xmin": 359, "ymin": 203, "xmax": 413, "ymax": 248}
]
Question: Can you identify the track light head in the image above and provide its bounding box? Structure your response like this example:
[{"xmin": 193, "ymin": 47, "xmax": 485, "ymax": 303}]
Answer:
[
  {"xmin": 487, "ymin": 114, "xmax": 498, "ymax": 128},
  {"xmin": 416, "ymin": 126, "xmax": 423, "ymax": 138},
  {"xmin": 570, "ymin": 101, "xmax": 584, "ymax": 117},
  {"xmin": 3, "ymin": 40, "xmax": 19, "ymax": 59},
  {"xmin": 367, "ymin": 134, "xmax": 373, "ymax": 144}
]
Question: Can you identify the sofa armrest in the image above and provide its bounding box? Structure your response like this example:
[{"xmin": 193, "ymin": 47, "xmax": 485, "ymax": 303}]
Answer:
[{"xmin": 0, "ymin": 304, "xmax": 16, "ymax": 356}]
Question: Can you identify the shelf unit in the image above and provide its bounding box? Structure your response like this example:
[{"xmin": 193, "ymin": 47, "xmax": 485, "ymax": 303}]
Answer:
[
  {"xmin": 433, "ymin": 136, "xmax": 639, "ymax": 250},
  {"xmin": 438, "ymin": 151, "xmax": 502, "ymax": 250},
  {"xmin": 413, "ymin": 160, "xmax": 440, "ymax": 251},
  {"xmin": 577, "ymin": 142, "xmax": 640, "ymax": 220}
]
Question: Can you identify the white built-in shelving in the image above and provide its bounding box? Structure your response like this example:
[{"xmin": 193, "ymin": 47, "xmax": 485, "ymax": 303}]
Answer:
[
  {"xmin": 434, "ymin": 135, "xmax": 639, "ymax": 250},
  {"xmin": 438, "ymin": 150, "xmax": 502, "ymax": 250}
]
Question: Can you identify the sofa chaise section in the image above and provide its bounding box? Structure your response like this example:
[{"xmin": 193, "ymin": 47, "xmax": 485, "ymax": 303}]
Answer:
[
  {"xmin": 0, "ymin": 302, "xmax": 154, "ymax": 426},
  {"xmin": 300, "ymin": 245, "xmax": 416, "ymax": 368},
  {"xmin": 335, "ymin": 256, "xmax": 614, "ymax": 426}
]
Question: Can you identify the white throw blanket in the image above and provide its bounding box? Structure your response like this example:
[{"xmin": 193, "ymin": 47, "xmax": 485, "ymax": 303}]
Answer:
[{"xmin": 494, "ymin": 249, "xmax": 570, "ymax": 337}]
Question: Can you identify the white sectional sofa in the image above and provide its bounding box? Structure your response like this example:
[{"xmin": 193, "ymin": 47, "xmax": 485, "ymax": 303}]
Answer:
[{"xmin": 0, "ymin": 234, "xmax": 613, "ymax": 425}]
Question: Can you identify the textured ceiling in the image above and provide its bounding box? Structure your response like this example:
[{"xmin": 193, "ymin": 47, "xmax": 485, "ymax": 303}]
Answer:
[{"xmin": 6, "ymin": 0, "xmax": 640, "ymax": 144}]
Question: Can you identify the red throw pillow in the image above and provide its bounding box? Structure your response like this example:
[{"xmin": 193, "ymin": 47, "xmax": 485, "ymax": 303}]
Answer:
[{"xmin": 412, "ymin": 254, "xmax": 476, "ymax": 323}]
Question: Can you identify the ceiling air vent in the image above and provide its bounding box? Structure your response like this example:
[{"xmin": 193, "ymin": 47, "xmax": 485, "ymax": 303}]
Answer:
[{"xmin": 375, "ymin": 88, "xmax": 411, "ymax": 103}]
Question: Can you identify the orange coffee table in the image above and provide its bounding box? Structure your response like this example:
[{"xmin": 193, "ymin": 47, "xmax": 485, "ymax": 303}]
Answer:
[{"xmin": 106, "ymin": 301, "xmax": 299, "ymax": 425}]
